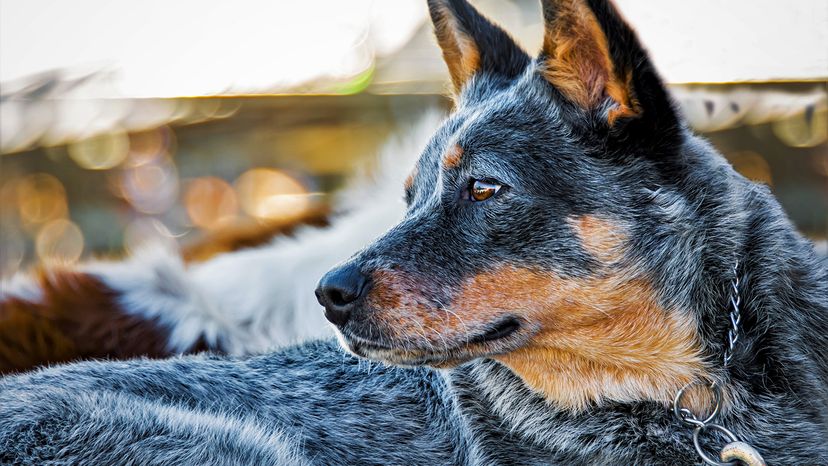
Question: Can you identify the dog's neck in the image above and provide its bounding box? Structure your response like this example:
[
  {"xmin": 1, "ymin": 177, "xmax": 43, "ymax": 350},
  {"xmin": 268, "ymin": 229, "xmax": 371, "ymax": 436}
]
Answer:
[
  {"xmin": 714, "ymin": 184, "xmax": 828, "ymax": 386},
  {"xmin": 486, "ymin": 173, "xmax": 824, "ymax": 415},
  {"xmin": 448, "ymin": 358, "xmax": 702, "ymax": 461},
  {"xmin": 477, "ymin": 178, "xmax": 827, "ymax": 435}
]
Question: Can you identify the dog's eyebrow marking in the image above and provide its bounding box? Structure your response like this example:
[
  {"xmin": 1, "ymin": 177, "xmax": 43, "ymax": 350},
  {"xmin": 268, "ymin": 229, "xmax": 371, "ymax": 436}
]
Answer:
[
  {"xmin": 442, "ymin": 144, "xmax": 464, "ymax": 169},
  {"xmin": 567, "ymin": 215, "xmax": 627, "ymax": 264}
]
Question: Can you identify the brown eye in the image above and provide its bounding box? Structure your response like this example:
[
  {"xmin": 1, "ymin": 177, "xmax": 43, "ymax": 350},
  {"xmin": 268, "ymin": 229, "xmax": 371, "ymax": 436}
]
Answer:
[{"xmin": 469, "ymin": 179, "xmax": 501, "ymax": 202}]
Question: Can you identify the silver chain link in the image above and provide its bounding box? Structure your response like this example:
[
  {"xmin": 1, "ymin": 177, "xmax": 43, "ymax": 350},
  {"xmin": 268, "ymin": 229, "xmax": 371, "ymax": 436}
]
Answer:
[
  {"xmin": 671, "ymin": 260, "xmax": 765, "ymax": 466},
  {"xmin": 723, "ymin": 260, "xmax": 741, "ymax": 367}
]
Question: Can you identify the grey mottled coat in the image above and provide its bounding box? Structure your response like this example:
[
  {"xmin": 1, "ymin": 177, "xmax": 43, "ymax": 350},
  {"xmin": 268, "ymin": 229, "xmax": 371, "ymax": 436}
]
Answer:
[{"xmin": 2, "ymin": 0, "xmax": 827, "ymax": 464}]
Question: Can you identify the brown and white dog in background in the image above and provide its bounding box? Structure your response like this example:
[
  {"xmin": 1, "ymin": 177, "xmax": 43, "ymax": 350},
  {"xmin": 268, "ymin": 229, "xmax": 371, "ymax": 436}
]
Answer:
[{"xmin": 0, "ymin": 113, "xmax": 440, "ymax": 374}]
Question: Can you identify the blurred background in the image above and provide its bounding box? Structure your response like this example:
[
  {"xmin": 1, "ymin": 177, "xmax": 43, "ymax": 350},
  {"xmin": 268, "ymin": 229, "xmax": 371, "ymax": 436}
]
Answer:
[{"xmin": 1, "ymin": 0, "xmax": 826, "ymax": 275}]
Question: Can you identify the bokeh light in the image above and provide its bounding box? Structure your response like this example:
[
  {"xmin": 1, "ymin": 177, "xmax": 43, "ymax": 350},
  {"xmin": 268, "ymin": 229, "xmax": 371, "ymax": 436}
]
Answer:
[
  {"xmin": 185, "ymin": 177, "xmax": 238, "ymax": 230},
  {"xmin": 123, "ymin": 217, "xmax": 177, "ymax": 253},
  {"xmin": 68, "ymin": 130, "xmax": 130, "ymax": 170},
  {"xmin": 35, "ymin": 218, "xmax": 84, "ymax": 263},
  {"xmin": 118, "ymin": 155, "xmax": 179, "ymax": 214},
  {"xmin": 127, "ymin": 126, "xmax": 174, "ymax": 167},
  {"xmin": 234, "ymin": 168, "xmax": 310, "ymax": 221},
  {"xmin": 772, "ymin": 107, "xmax": 828, "ymax": 148},
  {"xmin": 727, "ymin": 150, "xmax": 773, "ymax": 186},
  {"xmin": 15, "ymin": 173, "xmax": 68, "ymax": 228}
]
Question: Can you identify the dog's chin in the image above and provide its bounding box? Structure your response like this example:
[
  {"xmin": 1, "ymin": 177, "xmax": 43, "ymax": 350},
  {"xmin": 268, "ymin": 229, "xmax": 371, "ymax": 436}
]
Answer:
[
  {"xmin": 335, "ymin": 317, "xmax": 528, "ymax": 369},
  {"xmin": 352, "ymin": 345, "xmax": 467, "ymax": 368}
]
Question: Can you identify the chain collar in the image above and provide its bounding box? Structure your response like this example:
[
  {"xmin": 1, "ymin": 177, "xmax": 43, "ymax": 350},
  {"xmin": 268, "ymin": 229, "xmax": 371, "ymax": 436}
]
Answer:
[
  {"xmin": 671, "ymin": 261, "xmax": 766, "ymax": 466},
  {"xmin": 722, "ymin": 261, "xmax": 742, "ymax": 367}
]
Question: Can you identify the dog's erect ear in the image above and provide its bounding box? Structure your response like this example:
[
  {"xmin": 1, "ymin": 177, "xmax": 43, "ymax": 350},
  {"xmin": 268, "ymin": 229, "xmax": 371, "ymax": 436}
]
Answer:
[
  {"xmin": 539, "ymin": 0, "xmax": 678, "ymax": 133},
  {"xmin": 427, "ymin": 0, "xmax": 531, "ymax": 95}
]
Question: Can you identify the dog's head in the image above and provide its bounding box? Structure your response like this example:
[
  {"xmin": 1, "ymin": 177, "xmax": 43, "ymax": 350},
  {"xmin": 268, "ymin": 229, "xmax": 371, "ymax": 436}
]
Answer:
[{"xmin": 317, "ymin": 0, "xmax": 726, "ymax": 410}]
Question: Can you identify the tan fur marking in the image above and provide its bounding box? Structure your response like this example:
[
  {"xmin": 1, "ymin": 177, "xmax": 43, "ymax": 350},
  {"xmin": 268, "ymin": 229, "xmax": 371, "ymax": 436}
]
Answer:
[
  {"xmin": 431, "ymin": 3, "xmax": 481, "ymax": 94},
  {"xmin": 606, "ymin": 69, "xmax": 640, "ymax": 125},
  {"xmin": 450, "ymin": 265, "xmax": 710, "ymax": 411},
  {"xmin": 0, "ymin": 269, "xmax": 187, "ymax": 374},
  {"xmin": 568, "ymin": 214, "xmax": 627, "ymax": 263},
  {"xmin": 442, "ymin": 144, "xmax": 464, "ymax": 169},
  {"xmin": 541, "ymin": 0, "xmax": 638, "ymax": 123}
]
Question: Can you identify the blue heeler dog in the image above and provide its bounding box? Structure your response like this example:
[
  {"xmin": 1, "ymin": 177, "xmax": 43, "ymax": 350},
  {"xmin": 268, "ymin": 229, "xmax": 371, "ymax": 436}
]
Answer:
[{"xmin": 2, "ymin": 0, "xmax": 827, "ymax": 464}]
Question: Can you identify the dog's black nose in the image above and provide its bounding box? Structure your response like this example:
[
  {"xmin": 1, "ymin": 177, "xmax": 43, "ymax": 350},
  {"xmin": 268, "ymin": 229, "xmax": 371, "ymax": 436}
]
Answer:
[{"xmin": 315, "ymin": 263, "xmax": 367, "ymax": 327}]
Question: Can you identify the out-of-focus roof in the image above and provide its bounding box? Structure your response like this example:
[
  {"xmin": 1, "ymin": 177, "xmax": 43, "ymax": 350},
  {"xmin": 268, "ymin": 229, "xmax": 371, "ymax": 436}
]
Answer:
[
  {"xmin": 1, "ymin": 0, "xmax": 825, "ymax": 153},
  {"xmin": 1, "ymin": 0, "xmax": 826, "ymax": 99},
  {"xmin": 0, "ymin": 0, "xmax": 425, "ymax": 97}
]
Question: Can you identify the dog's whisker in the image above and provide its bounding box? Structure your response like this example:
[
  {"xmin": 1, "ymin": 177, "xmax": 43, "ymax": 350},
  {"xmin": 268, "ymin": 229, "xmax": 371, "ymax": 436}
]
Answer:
[
  {"xmin": 440, "ymin": 305, "xmax": 471, "ymax": 341},
  {"xmin": 411, "ymin": 318, "xmax": 435, "ymax": 353},
  {"xmin": 428, "ymin": 317, "xmax": 451, "ymax": 356}
]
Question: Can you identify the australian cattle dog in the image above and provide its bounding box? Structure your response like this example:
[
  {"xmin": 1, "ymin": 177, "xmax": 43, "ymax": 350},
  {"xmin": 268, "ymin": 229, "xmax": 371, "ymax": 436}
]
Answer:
[{"xmin": 2, "ymin": 0, "xmax": 827, "ymax": 464}]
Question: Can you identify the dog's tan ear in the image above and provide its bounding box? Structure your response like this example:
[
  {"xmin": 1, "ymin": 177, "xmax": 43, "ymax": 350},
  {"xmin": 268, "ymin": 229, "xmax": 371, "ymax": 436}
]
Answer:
[
  {"xmin": 539, "ymin": 0, "xmax": 639, "ymax": 125},
  {"xmin": 428, "ymin": 0, "xmax": 530, "ymax": 95}
]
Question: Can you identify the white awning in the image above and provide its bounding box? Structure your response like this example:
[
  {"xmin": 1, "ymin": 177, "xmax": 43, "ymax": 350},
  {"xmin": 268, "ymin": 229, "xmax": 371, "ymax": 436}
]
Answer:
[
  {"xmin": 1, "ymin": 0, "xmax": 826, "ymax": 99},
  {"xmin": 0, "ymin": 0, "xmax": 424, "ymax": 97}
]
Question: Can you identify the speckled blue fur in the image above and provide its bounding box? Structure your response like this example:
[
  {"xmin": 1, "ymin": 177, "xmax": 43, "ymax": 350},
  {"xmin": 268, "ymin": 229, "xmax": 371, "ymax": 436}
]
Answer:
[{"xmin": 2, "ymin": 0, "xmax": 827, "ymax": 463}]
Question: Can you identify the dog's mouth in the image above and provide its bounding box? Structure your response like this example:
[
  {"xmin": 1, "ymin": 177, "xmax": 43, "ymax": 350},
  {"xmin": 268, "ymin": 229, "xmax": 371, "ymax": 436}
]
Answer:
[
  {"xmin": 468, "ymin": 317, "xmax": 521, "ymax": 344},
  {"xmin": 338, "ymin": 316, "xmax": 526, "ymax": 368}
]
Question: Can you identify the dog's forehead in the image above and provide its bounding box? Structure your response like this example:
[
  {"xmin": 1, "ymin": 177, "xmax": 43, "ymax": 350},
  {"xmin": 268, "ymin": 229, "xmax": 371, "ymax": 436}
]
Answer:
[{"xmin": 416, "ymin": 75, "xmax": 567, "ymax": 182}]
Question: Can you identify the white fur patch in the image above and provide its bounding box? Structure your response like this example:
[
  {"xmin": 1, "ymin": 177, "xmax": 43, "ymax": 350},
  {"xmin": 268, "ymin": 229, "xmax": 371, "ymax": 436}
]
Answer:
[{"xmin": 0, "ymin": 272, "xmax": 43, "ymax": 302}]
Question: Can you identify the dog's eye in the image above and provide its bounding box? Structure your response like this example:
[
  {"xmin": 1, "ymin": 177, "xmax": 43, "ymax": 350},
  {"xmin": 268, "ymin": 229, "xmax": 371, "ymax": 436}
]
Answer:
[{"xmin": 468, "ymin": 179, "xmax": 501, "ymax": 202}]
